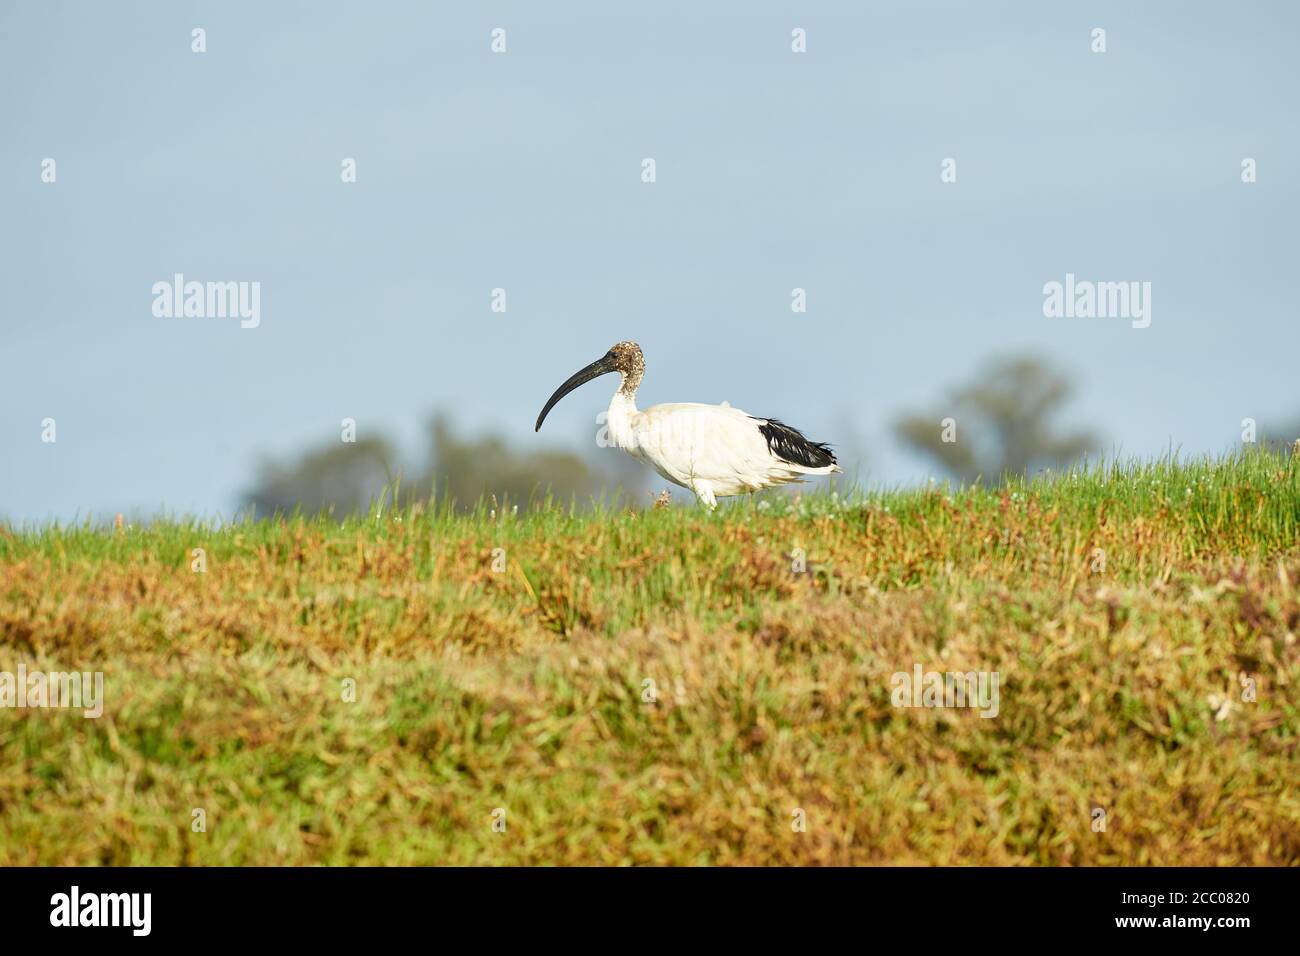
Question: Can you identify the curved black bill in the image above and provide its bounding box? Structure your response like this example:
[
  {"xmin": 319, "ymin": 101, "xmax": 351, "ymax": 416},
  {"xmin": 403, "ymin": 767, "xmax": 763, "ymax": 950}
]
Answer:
[{"xmin": 535, "ymin": 353, "xmax": 617, "ymax": 432}]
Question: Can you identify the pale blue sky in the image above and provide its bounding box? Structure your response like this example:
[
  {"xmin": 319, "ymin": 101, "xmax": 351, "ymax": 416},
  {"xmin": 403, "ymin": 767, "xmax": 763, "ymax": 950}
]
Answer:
[{"xmin": 3, "ymin": 1, "xmax": 1297, "ymax": 522}]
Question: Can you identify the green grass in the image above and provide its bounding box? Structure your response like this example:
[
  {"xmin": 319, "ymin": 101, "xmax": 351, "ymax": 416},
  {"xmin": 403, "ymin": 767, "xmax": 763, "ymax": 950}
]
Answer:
[{"xmin": 1, "ymin": 449, "xmax": 1297, "ymax": 864}]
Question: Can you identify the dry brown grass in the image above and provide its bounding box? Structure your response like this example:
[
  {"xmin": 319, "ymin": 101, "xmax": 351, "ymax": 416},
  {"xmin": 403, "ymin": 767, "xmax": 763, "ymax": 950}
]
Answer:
[{"xmin": 1, "ymin": 453, "xmax": 1297, "ymax": 864}]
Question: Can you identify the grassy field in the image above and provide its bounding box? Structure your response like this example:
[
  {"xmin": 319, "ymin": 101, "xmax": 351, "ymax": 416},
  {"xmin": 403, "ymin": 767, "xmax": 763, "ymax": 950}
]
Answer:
[{"xmin": 1, "ymin": 450, "xmax": 1297, "ymax": 865}]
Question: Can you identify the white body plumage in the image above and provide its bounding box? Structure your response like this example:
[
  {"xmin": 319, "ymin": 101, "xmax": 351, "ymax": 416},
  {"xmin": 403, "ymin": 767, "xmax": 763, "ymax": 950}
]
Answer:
[{"xmin": 537, "ymin": 342, "xmax": 841, "ymax": 508}]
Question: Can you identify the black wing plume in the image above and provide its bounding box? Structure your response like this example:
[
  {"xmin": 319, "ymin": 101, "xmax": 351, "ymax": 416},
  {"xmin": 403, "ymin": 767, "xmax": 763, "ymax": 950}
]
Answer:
[{"xmin": 753, "ymin": 418, "xmax": 837, "ymax": 469}]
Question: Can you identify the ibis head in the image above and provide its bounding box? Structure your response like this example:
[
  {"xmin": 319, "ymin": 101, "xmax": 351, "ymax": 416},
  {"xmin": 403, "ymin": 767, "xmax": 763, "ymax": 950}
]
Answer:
[{"xmin": 535, "ymin": 341, "xmax": 644, "ymax": 432}]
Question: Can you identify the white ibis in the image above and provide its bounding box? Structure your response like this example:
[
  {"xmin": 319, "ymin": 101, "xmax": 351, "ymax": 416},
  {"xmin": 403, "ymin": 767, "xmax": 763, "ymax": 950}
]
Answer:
[{"xmin": 535, "ymin": 341, "xmax": 841, "ymax": 508}]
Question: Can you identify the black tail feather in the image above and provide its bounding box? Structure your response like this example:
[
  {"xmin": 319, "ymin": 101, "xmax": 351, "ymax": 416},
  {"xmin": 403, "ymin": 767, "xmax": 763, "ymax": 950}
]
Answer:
[{"xmin": 753, "ymin": 418, "xmax": 837, "ymax": 469}]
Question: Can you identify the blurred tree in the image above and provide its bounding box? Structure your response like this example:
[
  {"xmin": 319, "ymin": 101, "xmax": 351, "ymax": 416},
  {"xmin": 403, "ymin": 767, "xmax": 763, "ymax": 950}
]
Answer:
[
  {"xmin": 1260, "ymin": 419, "xmax": 1300, "ymax": 455},
  {"xmin": 412, "ymin": 414, "xmax": 632, "ymax": 510},
  {"xmin": 243, "ymin": 435, "xmax": 397, "ymax": 517},
  {"xmin": 894, "ymin": 355, "xmax": 1101, "ymax": 484},
  {"xmin": 241, "ymin": 414, "xmax": 643, "ymax": 516}
]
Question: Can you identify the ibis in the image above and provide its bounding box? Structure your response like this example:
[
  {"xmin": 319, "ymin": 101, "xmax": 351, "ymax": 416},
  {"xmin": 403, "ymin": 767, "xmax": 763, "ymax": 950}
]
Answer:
[{"xmin": 534, "ymin": 341, "xmax": 841, "ymax": 508}]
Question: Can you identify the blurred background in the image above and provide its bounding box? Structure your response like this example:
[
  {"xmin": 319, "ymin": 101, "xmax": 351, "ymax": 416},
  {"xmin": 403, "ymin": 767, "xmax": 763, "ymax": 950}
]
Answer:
[{"xmin": 2, "ymin": 1, "xmax": 1297, "ymax": 520}]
